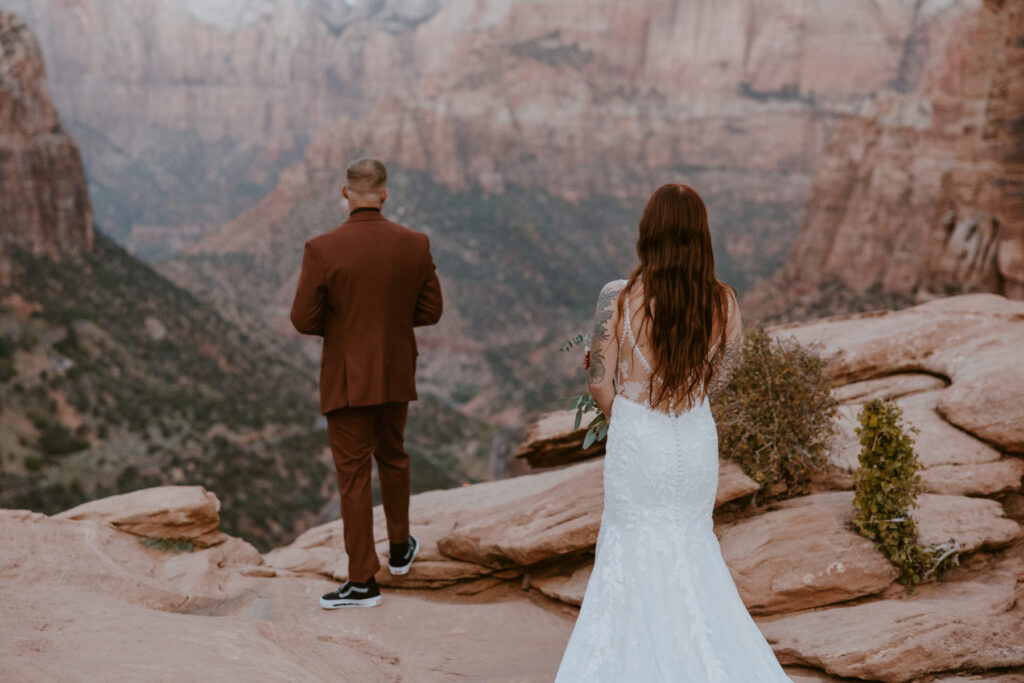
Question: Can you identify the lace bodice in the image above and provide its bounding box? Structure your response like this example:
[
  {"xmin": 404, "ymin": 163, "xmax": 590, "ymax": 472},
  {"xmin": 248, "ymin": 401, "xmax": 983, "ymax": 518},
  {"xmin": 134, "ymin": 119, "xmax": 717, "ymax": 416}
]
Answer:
[{"xmin": 610, "ymin": 278, "xmax": 741, "ymax": 415}]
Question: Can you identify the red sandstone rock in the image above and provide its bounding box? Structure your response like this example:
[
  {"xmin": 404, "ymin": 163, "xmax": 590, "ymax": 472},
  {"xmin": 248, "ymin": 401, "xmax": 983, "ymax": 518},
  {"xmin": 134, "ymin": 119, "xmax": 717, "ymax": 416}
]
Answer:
[
  {"xmin": 0, "ymin": 13, "xmax": 92, "ymax": 263},
  {"xmin": 533, "ymin": 564, "xmax": 592, "ymax": 607},
  {"xmin": 56, "ymin": 485, "xmax": 227, "ymax": 547},
  {"xmin": 758, "ymin": 562, "xmax": 1024, "ymax": 682},
  {"xmin": 831, "ymin": 390, "xmax": 1003, "ymax": 471},
  {"xmin": 514, "ymin": 409, "xmax": 606, "ymax": 468},
  {"xmin": 831, "ymin": 373, "xmax": 947, "ymax": 404},
  {"xmin": 718, "ymin": 492, "xmax": 900, "ymax": 615},
  {"xmin": 920, "ymin": 458, "xmax": 1024, "ymax": 496},
  {"xmin": 15, "ymin": 0, "xmax": 970, "ymax": 244},
  {"xmin": 745, "ymin": 0, "xmax": 1024, "ymax": 316},
  {"xmin": 777, "ymin": 294, "xmax": 1024, "ymax": 453},
  {"xmin": 2, "ymin": 508, "xmax": 573, "ymax": 681}
]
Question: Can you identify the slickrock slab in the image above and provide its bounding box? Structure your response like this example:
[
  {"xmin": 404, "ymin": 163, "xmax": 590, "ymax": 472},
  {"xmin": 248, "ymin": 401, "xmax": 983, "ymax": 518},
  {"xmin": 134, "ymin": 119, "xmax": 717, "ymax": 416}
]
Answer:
[
  {"xmin": 832, "ymin": 373, "xmax": 947, "ymax": 404},
  {"xmin": 0, "ymin": 509, "xmax": 185, "ymax": 611},
  {"xmin": 262, "ymin": 535, "xmax": 493, "ymax": 587},
  {"xmin": 235, "ymin": 578, "xmax": 575, "ymax": 682},
  {"xmin": 921, "ymin": 458, "xmax": 1024, "ymax": 496},
  {"xmin": 55, "ymin": 485, "xmax": 226, "ymax": 547},
  {"xmin": 374, "ymin": 560, "xmax": 493, "ymax": 588},
  {"xmin": 718, "ymin": 460, "xmax": 763, "ymax": 504},
  {"xmin": 2, "ymin": 578, "xmax": 399, "ymax": 682},
  {"xmin": 277, "ymin": 456, "xmax": 758, "ymax": 578},
  {"xmin": 437, "ymin": 458, "xmax": 759, "ymax": 569},
  {"xmin": 758, "ymin": 566, "xmax": 1024, "ymax": 682},
  {"xmin": 929, "ymin": 674, "xmax": 1024, "ymax": 682},
  {"xmin": 718, "ymin": 492, "xmax": 899, "ymax": 615},
  {"xmin": 1, "ymin": 508, "xmax": 571, "ymax": 682},
  {"xmin": 898, "ymin": 390, "xmax": 1004, "ymax": 467},
  {"xmin": 830, "ymin": 390, "xmax": 1001, "ymax": 471},
  {"xmin": 914, "ymin": 494, "xmax": 1022, "ymax": 553},
  {"xmin": 533, "ymin": 564, "xmax": 593, "ymax": 606},
  {"xmin": 159, "ymin": 537, "xmax": 270, "ymax": 609},
  {"xmin": 775, "ymin": 294, "xmax": 1024, "ymax": 453},
  {"xmin": 266, "ymin": 459, "xmax": 605, "ymax": 581},
  {"xmin": 514, "ymin": 409, "xmax": 605, "ymax": 468},
  {"xmin": 784, "ymin": 668, "xmax": 850, "ymax": 682},
  {"xmin": 437, "ymin": 462, "xmax": 604, "ymax": 568}
]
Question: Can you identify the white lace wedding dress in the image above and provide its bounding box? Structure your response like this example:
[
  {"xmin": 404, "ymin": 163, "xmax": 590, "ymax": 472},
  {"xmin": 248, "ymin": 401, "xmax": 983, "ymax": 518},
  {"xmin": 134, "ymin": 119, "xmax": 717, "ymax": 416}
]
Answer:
[{"xmin": 555, "ymin": 282, "xmax": 793, "ymax": 682}]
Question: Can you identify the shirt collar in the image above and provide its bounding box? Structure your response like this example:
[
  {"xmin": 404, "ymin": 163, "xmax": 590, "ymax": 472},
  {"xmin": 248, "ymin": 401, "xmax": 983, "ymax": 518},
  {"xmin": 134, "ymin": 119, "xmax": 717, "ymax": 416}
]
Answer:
[{"xmin": 349, "ymin": 207, "xmax": 382, "ymax": 217}]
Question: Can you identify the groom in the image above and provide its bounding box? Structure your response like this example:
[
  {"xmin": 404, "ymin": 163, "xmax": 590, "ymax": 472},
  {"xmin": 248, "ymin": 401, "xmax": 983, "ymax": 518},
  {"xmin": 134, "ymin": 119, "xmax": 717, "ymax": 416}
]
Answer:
[{"xmin": 289, "ymin": 157, "xmax": 443, "ymax": 608}]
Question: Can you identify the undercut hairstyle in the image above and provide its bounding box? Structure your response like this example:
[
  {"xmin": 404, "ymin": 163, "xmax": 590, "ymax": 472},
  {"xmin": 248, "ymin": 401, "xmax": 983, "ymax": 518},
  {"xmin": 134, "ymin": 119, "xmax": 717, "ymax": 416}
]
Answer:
[{"xmin": 346, "ymin": 158, "xmax": 388, "ymax": 194}]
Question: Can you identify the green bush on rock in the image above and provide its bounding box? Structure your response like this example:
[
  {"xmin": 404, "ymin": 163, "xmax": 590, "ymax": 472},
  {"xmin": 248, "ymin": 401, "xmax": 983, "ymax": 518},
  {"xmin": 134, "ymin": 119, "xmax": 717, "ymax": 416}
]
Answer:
[
  {"xmin": 852, "ymin": 399, "xmax": 959, "ymax": 585},
  {"xmin": 712, "ymin": 326, "xmax": 838, "ymax": 500}
]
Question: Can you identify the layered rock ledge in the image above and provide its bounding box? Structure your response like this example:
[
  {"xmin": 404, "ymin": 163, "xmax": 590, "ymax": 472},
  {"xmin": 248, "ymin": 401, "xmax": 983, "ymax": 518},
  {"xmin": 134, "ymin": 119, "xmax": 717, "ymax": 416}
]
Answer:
[{"xmin": 3, "ymin": 293, "xmax": 1023, "ymax": 681}]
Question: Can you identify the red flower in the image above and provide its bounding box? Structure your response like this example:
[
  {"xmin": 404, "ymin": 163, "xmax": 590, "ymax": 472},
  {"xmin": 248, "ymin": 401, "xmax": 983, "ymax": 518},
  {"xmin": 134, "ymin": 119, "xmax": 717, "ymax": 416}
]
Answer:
[{"xmin": 583, "ymin": 350, "xmax": 591, "ymax": 370}]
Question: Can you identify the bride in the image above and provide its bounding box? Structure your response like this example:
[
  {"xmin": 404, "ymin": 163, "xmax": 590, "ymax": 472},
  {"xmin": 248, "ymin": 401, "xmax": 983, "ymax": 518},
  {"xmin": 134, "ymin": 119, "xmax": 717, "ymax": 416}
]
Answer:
[{"xmin": 555, "ymin": 184, "xmax": 793, "ymax": 682}]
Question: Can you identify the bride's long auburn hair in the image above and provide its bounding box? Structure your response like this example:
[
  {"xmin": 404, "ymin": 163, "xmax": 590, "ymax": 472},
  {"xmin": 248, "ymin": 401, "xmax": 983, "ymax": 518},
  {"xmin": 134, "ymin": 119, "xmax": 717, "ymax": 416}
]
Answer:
[{"xmin": 618, "ymin": 184, "xmax": 734, "ymax": 410}]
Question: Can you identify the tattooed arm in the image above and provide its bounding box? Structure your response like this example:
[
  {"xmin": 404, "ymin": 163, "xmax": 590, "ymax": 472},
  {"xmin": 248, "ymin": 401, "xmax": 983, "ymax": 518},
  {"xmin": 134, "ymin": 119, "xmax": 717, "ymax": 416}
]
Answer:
[
  {"xmin": 588, "ymin": 280, "xmax": 624, "ymax": 419},
  {"xmin": 707, "ymin": 288, "xmax": 743, "ymax": 400}
]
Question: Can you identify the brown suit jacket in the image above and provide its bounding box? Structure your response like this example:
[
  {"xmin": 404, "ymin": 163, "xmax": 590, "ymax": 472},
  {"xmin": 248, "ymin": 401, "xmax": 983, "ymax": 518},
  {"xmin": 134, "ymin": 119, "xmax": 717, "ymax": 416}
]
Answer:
[{"xmin": 289, "ymin": 208, "xmax": 443, "ymax": 413}]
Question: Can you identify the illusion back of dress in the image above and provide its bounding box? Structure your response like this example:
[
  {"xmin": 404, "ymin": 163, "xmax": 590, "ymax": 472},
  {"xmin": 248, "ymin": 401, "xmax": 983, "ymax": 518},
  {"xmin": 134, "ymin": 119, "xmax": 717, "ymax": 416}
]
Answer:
[{"xmin": 614, "ymin": 279, "xmax": 742, "ymax": 415}]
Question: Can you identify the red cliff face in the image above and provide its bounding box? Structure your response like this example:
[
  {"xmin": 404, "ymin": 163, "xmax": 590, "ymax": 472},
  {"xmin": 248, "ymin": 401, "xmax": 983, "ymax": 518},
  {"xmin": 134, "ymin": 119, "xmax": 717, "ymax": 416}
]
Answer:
[
  {"xmin": 0, "ymin": 12, "xmax": 92, "ymax": 268},
  {"xmin": 744, "ymin": 0, "xmax": 1024, "ymax": 320},
  {"xmin": 9, "ymin": 0, "xmax": 974, "ymax": 263}
]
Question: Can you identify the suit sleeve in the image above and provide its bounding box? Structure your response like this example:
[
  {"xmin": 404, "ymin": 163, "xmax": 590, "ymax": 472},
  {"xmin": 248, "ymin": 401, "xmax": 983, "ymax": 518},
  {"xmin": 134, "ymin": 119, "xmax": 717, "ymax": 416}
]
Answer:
[
  {"xmin": 413, "ymin": 237, "xmax": 443, "ymax": 327},
  {"xmin": 290, "ymin": 240, "xmax": 327, "ymax": 336}
]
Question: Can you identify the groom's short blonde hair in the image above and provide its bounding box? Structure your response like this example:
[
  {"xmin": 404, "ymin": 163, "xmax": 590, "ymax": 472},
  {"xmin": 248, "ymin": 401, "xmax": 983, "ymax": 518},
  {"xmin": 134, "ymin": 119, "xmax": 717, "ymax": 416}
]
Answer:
[{"xmin": 346, "ymin": 158, "xmax": 387, "ymax": 194}]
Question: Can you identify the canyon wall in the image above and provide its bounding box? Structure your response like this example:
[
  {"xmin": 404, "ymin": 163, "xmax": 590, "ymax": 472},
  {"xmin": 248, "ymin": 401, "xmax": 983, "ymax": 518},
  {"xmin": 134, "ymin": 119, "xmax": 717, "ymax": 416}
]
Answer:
[
  {"xmin": 0, "ymin": 12, "xmax": 92, "ymax": 268},
  {"xmin": 5, "ymin": 0, "xmax": 975, "ymax": 266},
  {"xmin": 744, "ymin": 0, "xmax": 1024, "ymax": 320},
  {"xmin": 138, "ymin": 0, "xmax": 976, "ymax": 419}
]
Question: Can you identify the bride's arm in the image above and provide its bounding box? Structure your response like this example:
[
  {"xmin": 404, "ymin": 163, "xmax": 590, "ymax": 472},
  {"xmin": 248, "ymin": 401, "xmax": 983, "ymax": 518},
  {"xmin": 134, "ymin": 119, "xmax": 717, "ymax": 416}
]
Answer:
[
  {"xmin": 707, "ymin": 288, "xmax": 743, "ymax": 400},
  {"xmin": 588, "ymin": 280, "xmax": 623, "ymax": 418}
]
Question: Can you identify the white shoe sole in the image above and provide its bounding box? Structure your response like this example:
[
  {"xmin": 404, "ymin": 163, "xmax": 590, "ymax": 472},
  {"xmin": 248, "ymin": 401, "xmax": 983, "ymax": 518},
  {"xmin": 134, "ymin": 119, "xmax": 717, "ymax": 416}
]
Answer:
[
  {"xmin": 319, "ymin": 595, "xmax": 382, "ymax": 609},
  {"xmin": 387, "ymin": 538, "xmax": 419, "ymax": 576}
]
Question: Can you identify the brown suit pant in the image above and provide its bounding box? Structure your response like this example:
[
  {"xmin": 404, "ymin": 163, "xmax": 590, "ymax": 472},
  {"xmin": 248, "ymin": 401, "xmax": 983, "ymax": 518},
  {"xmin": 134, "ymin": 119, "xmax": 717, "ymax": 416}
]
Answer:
[{"xmin": 325, "ymin": 401, "xmax": 411, "ymax": 583}]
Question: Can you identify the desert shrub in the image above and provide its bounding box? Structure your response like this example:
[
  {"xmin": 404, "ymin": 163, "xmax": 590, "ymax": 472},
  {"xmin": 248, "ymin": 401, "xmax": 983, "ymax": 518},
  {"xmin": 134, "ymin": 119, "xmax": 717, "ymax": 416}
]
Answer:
[
  {"xmin": 852, "ymin": 399, "xmax": 959, "ymax": 585},
  {"xmin": 140, "ymin": 537, "xmax": 194, "ymax": 553},
  {"xmin": 0, "ymin": 357, "xmax": 14, "ymax": 382},
  {"xmin": 711, "ymin": 325, "xmax": 838, "ymax": 499},
  {"xmin": 37, "ymin": 420, "xmax": 90, "ymax": 456}
]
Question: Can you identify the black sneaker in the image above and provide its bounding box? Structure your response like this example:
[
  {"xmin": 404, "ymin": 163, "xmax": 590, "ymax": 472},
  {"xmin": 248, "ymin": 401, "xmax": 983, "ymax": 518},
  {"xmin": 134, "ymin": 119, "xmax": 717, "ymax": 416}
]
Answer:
[
  {"xmin": 388, "ymin": 535, "xmax": 419, "ymax": 575},
  {"xmin": 319, "ymin": 577, "xmax": 381, "ymax": 609}
]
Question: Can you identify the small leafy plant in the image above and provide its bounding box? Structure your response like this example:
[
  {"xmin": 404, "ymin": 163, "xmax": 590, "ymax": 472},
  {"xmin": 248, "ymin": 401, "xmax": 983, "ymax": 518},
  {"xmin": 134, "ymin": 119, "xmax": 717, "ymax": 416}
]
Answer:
[
  {"xmin": 852, "ymin": 399, "xmax": 959, "ymax": 585},
  {"xmin": 560, "ymin": 334, "xmax": 607, "ymax": 449}
]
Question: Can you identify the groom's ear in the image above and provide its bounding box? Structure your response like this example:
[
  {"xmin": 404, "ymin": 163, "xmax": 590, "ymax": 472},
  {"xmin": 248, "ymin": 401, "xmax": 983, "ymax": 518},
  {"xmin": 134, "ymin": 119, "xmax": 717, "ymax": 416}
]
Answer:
[
  {"xmin": 380, "ymin": 188, "xmax": 388, "ymax": 204},
  {"xmin": 341, "ymin": 185, "xmax": 350, "ymax": 200}
]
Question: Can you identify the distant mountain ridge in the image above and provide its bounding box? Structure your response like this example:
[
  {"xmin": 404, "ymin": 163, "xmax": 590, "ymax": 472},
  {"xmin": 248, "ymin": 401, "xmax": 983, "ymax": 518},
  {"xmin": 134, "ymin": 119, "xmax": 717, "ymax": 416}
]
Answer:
[{"xmin": 7, "ymin": 0, "xmax": 975, "ymax": 264}]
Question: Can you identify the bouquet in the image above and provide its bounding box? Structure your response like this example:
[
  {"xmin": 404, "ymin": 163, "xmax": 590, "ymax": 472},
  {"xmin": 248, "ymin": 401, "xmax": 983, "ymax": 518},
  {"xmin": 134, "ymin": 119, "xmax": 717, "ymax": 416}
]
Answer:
[{"xmin": 560, "ymin": 334, "xmax": 609, "ymax": 449}]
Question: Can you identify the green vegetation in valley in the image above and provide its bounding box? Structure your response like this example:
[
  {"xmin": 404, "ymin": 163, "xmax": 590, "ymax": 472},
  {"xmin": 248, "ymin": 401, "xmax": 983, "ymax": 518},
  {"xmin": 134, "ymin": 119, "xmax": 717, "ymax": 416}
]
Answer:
[
  {"xmin": 140, "ymin": 536, "xmax": 195, "ymax": 553},
  {"xmin": 1, "ymin": 231, "xmax": 494, "ymax": 551}
]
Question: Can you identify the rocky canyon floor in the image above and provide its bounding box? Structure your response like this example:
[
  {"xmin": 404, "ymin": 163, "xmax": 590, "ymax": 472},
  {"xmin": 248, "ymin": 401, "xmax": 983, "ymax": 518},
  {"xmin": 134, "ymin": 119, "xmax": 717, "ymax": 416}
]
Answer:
[{"xmin": 3, "ymin": 293, "xmax": 1024, "ymax": 682}]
